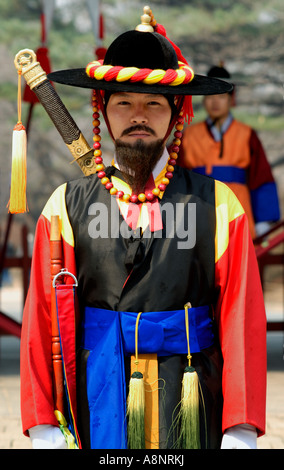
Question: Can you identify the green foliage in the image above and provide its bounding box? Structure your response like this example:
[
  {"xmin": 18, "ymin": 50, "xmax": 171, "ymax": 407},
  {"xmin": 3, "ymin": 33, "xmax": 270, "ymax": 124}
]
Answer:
[
  {"xmin": 0, "ymin": 82, "xmax": 18, "ymax": 102},
  {"xmin": 0, "ymin": 0, "xmax": 40, "ymax": 20}
]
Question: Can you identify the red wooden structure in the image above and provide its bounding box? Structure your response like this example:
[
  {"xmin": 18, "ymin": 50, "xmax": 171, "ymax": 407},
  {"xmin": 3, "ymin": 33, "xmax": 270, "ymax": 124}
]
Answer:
[
  {"xmin": 0, "ymin": 215, "xmax": 31, "ymax": 338},
  {"xmin": 254, "ymin": 220, "xmax": 284, "ymax": 332}
]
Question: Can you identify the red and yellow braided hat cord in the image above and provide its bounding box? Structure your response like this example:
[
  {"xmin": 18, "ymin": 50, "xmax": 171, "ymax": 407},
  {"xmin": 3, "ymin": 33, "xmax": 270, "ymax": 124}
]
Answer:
[{"xmin": 86, "ymin": 60, "xmax": 194, "ymax": 87}]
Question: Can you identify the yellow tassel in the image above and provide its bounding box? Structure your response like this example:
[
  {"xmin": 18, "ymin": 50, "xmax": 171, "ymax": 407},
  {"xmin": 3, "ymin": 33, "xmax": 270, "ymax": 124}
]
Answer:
[
  {"xmin": 8, "ymin": 69, "xmax": 28, "ymax": 214},
  {"xmin": 126, "ymin": 312, "xmax": 145, "ymax": 449}
]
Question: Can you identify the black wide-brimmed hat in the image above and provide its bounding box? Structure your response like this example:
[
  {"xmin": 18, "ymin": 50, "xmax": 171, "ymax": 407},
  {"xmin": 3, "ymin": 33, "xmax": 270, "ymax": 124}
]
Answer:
[
  {"xmin": 207, "ymin": 64, "xmax": 232, "ymax": 80},
  {"xmin": 48, "ymin": 29, "xmax": 232, "ymax": 97},
  {"xmin": 206, "ymin": 62, "xmax": 244, "ymax": 88}
]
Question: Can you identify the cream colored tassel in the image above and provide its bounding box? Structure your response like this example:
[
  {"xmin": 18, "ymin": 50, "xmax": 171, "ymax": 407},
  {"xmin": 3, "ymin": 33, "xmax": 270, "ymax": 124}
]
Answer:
[{"xmin": 8, "ymin": 69, "xmax": 28, "ymax": 213}]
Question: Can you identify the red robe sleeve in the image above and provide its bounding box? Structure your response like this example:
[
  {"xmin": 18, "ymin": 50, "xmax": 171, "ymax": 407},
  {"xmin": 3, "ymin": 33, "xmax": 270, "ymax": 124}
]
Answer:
[
  {"xmin": 20, "ymin": 184, "xmax": 77, "ymax": 436},
  {"xmin": 214, "ymin": 180, "xmax": 267, "ymax": 436},
  {"xmin": 248, "ymin": 129, "xmax": 275, "ymax": 190}
]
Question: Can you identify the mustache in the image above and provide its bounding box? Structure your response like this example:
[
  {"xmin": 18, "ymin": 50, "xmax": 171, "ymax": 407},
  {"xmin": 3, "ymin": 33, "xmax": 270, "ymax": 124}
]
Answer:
[{"xmin": 120, "ymin": 124, "xmax": 157, "ymax": 137}]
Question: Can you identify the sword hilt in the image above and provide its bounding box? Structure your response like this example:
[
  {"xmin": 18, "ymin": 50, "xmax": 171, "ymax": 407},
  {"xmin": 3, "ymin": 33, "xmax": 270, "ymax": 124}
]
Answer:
[{"xmin": 14, "ymin": 49, "xmax": 96, "ymax": 175}]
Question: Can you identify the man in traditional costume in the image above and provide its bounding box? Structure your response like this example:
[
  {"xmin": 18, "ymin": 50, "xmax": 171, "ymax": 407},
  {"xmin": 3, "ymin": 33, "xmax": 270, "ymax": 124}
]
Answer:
[
  {"xmin": 20, "ymin": 8, "xmax": 266, "ymax": 450},
  {"xmin": 178, "ymin": 63, "xmax": 280, "ymax": 240}
]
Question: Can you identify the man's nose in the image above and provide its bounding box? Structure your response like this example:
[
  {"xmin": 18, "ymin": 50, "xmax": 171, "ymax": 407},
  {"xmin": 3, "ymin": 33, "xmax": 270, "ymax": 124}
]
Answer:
[{"xmin": 130, "ymin": 105, "xmax": 148, "ymax": 124}]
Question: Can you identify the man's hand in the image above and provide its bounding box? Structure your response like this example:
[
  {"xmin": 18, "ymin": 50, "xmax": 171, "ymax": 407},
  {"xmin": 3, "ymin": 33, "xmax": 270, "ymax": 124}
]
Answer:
[
  {"xmin": 29, "ymin": 424, "xmax": 68, "ymax": 449},
  {"xmin": 221, "ymin": 424, "xmax": 257, "ymax": 449}
]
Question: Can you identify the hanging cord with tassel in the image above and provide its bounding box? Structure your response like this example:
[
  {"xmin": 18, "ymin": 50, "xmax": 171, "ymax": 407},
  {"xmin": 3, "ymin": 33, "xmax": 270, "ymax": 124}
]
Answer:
[
  {"xmin": 177, "ymin": 302, "xmax": 202, "ymax": 449},
  {"xmin": 148, "ymin": 6, "xmax": 194, "ymax": 124},
  {"xmin": 8, "ymin": 67, "xmax": 28, "ymax": 213},
  {"xmin": 126, "ymin": 311, "xmax": 145, "ymax": 449}
]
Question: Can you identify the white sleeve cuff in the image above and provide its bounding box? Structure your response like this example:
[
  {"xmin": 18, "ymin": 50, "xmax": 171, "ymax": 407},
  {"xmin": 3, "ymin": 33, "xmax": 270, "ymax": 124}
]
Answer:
[
  {"xmin": 221, "ymin": 424, "xmax": 257, "ymax": 449},
  {"xmin": 29, "ymin": 424, "xmax": 68, "ymax": 449}
]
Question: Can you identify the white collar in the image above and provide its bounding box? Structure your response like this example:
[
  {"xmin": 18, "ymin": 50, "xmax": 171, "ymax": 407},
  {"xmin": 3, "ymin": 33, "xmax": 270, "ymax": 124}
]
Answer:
[{"xmin": 206, "ymin": 113, "xmax": 234, "ymax": 142}]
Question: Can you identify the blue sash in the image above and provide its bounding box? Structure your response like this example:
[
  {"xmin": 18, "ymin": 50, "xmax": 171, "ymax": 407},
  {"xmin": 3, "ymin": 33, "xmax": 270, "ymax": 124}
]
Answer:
[
  {"xmin": 193, "ymin": 165, "xmax": 246, "ymax": 184},
  {"xmin": 81, "ymin": 306, "xmax": 215, "ymax": 449}
]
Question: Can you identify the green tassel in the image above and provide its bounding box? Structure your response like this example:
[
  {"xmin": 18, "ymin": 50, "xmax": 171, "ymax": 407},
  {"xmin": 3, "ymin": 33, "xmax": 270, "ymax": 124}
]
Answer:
[
  {"xmin": 178, "ymin": 365, "xmax": 201, "ymax": 449},
  {"xmin": 168, "ymin": 303, "xmax": 207, "ymax": 449},
  {"xmin": 172, "ymin": 302, "xmax": 202, "ymax": 448},
  {"xmin": 127, "ymin": 371, "xmax": 145, "ymax": 449}
]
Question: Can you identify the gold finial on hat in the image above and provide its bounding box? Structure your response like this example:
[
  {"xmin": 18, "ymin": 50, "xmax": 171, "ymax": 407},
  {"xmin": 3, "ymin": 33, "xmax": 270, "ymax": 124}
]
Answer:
[{"xmin": 135, "ymin": 6, "xmax": 154, "ymax": 32}]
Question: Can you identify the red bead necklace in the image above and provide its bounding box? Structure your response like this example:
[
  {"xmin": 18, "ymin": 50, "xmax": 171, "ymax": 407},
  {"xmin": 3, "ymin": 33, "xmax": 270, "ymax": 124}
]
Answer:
[{"xmin": 92, "ymin": 92, "xmax": 184, "ymax": 203}]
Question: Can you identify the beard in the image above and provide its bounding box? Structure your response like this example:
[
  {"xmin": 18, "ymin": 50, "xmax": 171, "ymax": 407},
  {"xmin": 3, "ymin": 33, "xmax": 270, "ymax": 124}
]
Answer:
[{"xmin": 115, "ymin": 130, "xmax": 165, "ymax": 194}]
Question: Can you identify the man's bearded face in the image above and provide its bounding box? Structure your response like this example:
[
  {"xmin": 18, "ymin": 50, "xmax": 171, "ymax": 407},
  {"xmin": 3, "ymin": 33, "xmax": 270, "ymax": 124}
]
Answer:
[
  {"xmin": 115, "ymin": 127, "xmax": 164, "ymax": 193},
  {"xmin": 105, "ymin": 92, "xmax": 173, "ymax": 192}
]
